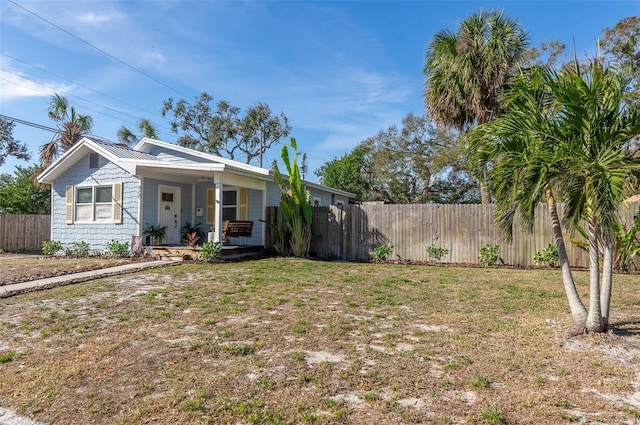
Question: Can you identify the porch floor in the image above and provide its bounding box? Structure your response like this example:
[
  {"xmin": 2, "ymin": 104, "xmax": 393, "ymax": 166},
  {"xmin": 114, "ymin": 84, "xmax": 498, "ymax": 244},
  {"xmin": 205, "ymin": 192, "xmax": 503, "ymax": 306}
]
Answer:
[{"xmin": 149, "ymin": 245, "xmax": 264, "ymax": 261}]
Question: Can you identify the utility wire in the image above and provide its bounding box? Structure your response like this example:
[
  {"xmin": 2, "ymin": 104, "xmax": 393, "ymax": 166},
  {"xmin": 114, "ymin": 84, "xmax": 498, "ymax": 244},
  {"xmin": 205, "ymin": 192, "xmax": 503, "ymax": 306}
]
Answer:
[
  {"xmin": 1, "ymin": 68, "xmax": 173, "ymax": 134},
  {"xmin": 7, "ymin": 0, "xmax": 194, "ymax": 100},
  {"xmin": 0, "ymin": 114, "xmax": 58, "ymax": 133},
  {"xmin": 0, "ymin": 76, "xmax": 139, "ymax": 129},
  {"xmin": 1, "ymin": 53, "xmax": 168, "ymax": 123}
]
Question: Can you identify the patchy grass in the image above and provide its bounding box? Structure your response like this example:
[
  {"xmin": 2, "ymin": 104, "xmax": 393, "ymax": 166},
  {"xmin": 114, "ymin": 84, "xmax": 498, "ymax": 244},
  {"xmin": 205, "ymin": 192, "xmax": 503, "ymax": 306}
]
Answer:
[{"xmin": 0, "ymin": 258, "xmax": 639, "ymax": 424}]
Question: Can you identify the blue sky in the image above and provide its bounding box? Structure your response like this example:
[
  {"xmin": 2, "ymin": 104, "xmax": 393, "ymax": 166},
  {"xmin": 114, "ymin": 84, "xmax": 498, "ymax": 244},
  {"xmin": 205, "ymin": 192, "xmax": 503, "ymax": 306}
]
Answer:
[{"xmin": 1, "ymin": 1, "xmax": 638, "ymax": 182}]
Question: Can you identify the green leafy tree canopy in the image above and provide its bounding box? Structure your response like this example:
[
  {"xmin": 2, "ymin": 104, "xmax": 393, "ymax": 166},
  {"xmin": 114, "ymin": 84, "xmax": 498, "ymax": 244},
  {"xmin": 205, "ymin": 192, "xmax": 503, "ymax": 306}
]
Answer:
[
  {"xmin": 316, "ymin": 113, "xmax": 480, "ymax": 204},
  {"xmin": 0, "ymin": 165, "xmax": 51, "ymax": 214},
  {"xmin": 0, "ymin": 118, "xmax": 30, "ymax": 166}
]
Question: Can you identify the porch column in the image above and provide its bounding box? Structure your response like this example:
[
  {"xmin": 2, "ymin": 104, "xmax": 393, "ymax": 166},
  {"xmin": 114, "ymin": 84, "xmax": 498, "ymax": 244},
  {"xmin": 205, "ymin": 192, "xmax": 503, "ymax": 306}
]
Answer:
[{"xmin": 213, "ymin": 182, "xmax": 223, "ymax": 243}]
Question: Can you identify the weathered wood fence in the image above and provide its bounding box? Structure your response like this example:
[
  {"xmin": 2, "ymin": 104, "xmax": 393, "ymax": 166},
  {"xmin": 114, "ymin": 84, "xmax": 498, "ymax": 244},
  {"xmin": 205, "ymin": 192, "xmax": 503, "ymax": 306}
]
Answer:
[
  {"xmin": 265, "ymin": 202, "xmax": 640, "ymax": 268},
  {"xmin": 0, "ymin": 214, "xmax": 51, "ymax": 253}
]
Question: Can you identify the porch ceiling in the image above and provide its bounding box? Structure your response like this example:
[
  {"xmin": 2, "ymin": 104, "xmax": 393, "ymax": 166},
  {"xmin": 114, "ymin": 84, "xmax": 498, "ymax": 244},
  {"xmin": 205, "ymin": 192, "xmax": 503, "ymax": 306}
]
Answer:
[{"xmin": 136, "ymin": 164, "xmax": 224, "ymax": 184}]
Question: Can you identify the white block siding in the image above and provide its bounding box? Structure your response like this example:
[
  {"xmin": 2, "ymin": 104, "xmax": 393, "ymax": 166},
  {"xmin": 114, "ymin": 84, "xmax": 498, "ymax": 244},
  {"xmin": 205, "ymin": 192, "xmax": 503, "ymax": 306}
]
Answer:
[
  {"xmin": 266, "ymin": 181, "xmax": 281, "ymax": 207},
  {"xmin": 51, "ymin": 153, "xmax": 140, "ymax": 252},
  {"xmin": 265, "ymin": 180, "xmax": 350, "ymax": 207}
]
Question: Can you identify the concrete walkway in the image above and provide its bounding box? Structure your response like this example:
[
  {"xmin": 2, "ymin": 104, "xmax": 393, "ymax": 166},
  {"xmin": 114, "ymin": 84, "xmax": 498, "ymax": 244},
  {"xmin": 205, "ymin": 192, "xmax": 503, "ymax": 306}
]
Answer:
[{"xmin": 1, "ymin": 260, "xmax": 178, "ymax": 297}]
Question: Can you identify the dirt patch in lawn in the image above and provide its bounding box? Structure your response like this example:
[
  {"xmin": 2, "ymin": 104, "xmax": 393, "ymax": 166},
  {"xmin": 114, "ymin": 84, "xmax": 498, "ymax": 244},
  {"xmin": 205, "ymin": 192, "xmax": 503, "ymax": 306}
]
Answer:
[
  {"xmin": 0, "ymin": 259, "xmax": 639, "ymax": 424},
  {"xmin": 0, "ymin": 255, "xmax": 153, "ymax": 287}
]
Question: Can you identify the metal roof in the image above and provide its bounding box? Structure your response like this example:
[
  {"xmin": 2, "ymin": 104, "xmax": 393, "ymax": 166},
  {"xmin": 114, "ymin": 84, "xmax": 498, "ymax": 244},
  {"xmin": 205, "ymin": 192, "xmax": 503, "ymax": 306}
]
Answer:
[{"xmin": 90, "ymin": 138, "xmax": 160, "ymax": 161}]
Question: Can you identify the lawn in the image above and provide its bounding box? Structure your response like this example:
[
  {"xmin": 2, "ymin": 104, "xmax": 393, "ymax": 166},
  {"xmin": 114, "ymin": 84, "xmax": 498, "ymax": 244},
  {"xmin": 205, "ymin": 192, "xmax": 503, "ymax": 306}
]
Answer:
[
  {"xmin": 0, "ymin": 255, "xmax": 152, "ymax": 287},
  {"xmin": 0, "ymin": 258, "xmax": 639, "ymax": 424}
]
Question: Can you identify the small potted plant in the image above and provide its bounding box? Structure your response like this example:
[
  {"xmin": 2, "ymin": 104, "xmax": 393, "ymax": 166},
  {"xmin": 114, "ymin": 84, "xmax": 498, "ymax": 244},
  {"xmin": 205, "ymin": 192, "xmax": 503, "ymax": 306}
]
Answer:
[{"xmin": 143, "ymin": 224, "xmax": 168, "ymax": 246}]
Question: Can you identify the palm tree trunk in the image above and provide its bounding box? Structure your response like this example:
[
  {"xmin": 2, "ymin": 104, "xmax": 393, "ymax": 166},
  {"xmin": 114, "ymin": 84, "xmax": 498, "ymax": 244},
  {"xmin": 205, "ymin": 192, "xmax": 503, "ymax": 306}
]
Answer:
[
  {"xmin": 600, "ymin": 233, "xmax": 614, "ymax": 330},
  {"xmin": 585, "ymin": 219, "xmax": 604, "ymax": 332},
  {"xmin": 547, "ymin": 190, "xmax": 587, "ymax": 327},
  {"xmin": 480, "ymin": 166, "xmax": 491, "ymax": 204}
]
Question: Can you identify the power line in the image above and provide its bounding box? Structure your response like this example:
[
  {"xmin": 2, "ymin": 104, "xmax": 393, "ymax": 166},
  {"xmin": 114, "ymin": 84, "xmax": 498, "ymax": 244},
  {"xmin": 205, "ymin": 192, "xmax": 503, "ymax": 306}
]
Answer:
[
  {"xmin": 0, "ymin": 114, "xmax": 58, "ymax": 133},
  {"xmin": 0, "ymin": 75, "xmax": 139, "ymax": 129},
  {"xmin": 1, "ymin": 69, "xmax": 173, "ymax": 134},
  {"xmin": 1, "ymin": 53, "xmax": 168, "ymax": 123},
  {"xmin": 7, "ymin": 0, "xmax": 194, "ymax": 101}
]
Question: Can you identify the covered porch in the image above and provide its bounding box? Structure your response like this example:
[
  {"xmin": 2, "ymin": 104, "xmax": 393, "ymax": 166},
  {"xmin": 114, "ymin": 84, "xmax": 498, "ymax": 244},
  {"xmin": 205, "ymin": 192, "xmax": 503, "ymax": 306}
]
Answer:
[{"xmin": 135, "ymin": 162, "xmax": 271, "ymax": 249}]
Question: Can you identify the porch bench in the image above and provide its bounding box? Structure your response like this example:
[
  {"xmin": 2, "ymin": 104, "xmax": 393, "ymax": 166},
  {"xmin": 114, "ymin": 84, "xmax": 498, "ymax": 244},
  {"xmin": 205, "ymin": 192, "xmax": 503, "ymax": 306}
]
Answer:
[{"xmin": 222, "ymin": 220, "xmax": 253, "ymax": 245}]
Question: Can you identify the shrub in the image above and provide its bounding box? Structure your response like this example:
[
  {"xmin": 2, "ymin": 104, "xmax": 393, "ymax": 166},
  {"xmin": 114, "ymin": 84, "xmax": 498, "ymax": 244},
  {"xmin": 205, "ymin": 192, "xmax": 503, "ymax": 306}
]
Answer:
[
  {"xmin": 533, "ymin": 244, "xmax": 558, "ymax": 267},
  {"xmin": 479, "ymin": 244, "xmax": 500, "ymax": 266},
  {"xmin": 184, "ymin": 232, "xmax": 200, "ymax": 249},
  {"xmin": 41, "ymin": 240, "xmax": 63, "ymax": 256},
  {"xmin": 372, "ymin": 243, "xmax": 393, "ymax": 261},
  {"xmin": 181, "ymin": 221, "xmax": 205, "ymax": 242},
  {"xmin": 426, "ymin": 245, "xmax": 449, "ymax": 262},
  {"xmin": 70, "ymin": 241, "xmax": 91, "ymax": 257},
  {"xmin": 105, "ymin": 240, "xmax": 130, "ymax": 257},
  {"xmin": 199, "ymin": 241, "xmax": 221, "ymax": 263}
]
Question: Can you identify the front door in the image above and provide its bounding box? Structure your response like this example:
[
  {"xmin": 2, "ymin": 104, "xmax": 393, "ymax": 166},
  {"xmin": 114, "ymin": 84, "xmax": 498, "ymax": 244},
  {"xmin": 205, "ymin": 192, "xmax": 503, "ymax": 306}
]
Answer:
[{"xmin": 158, "ymin": 185, "xmax": 181, "ymax": 245}]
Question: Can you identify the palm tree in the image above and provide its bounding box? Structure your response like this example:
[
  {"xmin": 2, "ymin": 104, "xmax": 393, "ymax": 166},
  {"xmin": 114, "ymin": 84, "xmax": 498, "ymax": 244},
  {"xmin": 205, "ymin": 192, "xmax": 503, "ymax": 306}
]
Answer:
[
  {"xmin": 117, "ymin": 118, "xmax": 159, "ymax": 146},
  {"xmin": 39, "ymin": 94, "xmax": 93, "ymax": 169},
  {"xmin": 423, "ymin": 9, "xmax": 529, "ymax": 203},
  {"xmin": 469, "ymin": 61, "xmax": 640, "ymax": 333},
  {"xmin": 554, "ymin": 60, "xmax": 640, "ymax": 331},
  {"xmin": 468, "ymin": 67, "xmax": 588, "ymax": 329}
]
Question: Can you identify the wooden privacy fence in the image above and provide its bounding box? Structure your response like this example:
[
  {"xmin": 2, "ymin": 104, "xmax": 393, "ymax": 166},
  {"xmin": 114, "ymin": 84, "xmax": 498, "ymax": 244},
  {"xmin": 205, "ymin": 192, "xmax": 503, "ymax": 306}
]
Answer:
[
  {"xmin": 265, "ymin": 202, "xmax": 640, "ymax": 268},
  {"xmin": 0, "ymin": 214, "xmax": 51, "ymax": 253}
]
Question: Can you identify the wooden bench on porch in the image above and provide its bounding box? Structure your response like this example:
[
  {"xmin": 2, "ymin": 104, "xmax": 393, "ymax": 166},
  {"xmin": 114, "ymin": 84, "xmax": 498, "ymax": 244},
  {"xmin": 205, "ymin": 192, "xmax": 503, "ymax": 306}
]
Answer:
[{"xmin": 222, "ymin": 220, "xmax": 253, "ymax": 245}]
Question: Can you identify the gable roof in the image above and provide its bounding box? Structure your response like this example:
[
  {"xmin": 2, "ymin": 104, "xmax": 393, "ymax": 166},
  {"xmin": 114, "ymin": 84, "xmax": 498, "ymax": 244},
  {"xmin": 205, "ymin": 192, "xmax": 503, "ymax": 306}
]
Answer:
[
  {"xmin": 38, "ymin": 137, "xmax": 355, "ymax": 198},
  {"xmin": 134, "ymin": 138, "xmax": 269, "ymax": 176}
]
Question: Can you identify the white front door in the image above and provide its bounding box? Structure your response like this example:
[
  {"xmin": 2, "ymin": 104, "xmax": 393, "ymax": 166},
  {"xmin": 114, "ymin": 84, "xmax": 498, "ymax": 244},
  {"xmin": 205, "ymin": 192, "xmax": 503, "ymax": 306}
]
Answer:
[{"xmin": 158, "ymin": 185, "xmax": 181, "ymax": 245}]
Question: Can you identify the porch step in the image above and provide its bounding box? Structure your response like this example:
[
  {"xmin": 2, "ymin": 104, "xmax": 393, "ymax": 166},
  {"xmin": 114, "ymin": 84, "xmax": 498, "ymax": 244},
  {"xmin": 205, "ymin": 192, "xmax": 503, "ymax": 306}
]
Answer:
[{"xmin": 149, "ymin": 245, "xmax": 264, "ymax": 262}]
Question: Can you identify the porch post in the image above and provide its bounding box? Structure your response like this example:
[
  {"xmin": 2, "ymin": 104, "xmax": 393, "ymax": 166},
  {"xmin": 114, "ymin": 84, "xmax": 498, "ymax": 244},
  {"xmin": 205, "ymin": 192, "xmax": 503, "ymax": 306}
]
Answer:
[{"xmin": 213, "ymin": 182, "xmax": 223, "ymax": 243}]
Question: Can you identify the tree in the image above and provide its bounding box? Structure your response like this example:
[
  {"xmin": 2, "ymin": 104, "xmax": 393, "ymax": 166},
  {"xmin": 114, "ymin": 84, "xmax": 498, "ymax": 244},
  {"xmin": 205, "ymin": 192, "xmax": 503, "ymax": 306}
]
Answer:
[
  {"xmin": 468, "ymin": 66, "xmax": 588, "ymax": 328},
  {"xmin": 316, "ymin": 113, "xmax": 480, "ymax": 204},
  {"xmin": 555, "ymin": 60, "xmax": 640, "ymax": 332},
  {"xmin": 520, "ymin": 39, "xmax": 567, "ymax": 69},
  {"xmin": 0, "ymin": 165, "xmax": 51, "ymax": 214},
  {"xmin": 316, "ymin": 145, "xmax": 371, "ymax": 202},
  {"xmin": 272, "ymin": 138, "xmax": 312, "ymax": 257},
  {"xmin": 161, "ymin": 92, "xmax": 291, "ymax": 165},
  {"xmin": 469, "ymin": 61, "xmax": 640, "ymax": 333},
  {"xmin": 117, "ymin": 118, "xmax": 159, "ymax": 146},
  {"xmin": 0, "ymin": 118, "xmax": 30, "ymax": 166},
  {"xmin": 39, "ymin": 94, "xmax": 93, "ymax": 169},
  {"xmin": 423, "ymin": 9, "xmax": 529, "ymax": 203},
  {"xmin": 600, "ymin": 16, "xmax": 640, "ymax": 108}
]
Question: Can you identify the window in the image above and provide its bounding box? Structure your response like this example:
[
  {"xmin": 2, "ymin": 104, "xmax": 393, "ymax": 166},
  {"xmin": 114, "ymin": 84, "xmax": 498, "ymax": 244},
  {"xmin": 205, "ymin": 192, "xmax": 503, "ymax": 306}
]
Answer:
[
  {"xmin": 313, "ymin": 197, "xmax": 321, "ymax": 207},
  {"xmin": 65, "ymin": 183, "xmax": 122, "ymax": 224},
  {"xmin": 222, "ymin": 190, "xmax": 237, "ymax": 221},
  {"xmin": 336, "ymin": 200, "xmax": 345, "ymax": 207},
  {"xmin": 161, "ymin": 192, "xmax": 174, "ymax": 202}
]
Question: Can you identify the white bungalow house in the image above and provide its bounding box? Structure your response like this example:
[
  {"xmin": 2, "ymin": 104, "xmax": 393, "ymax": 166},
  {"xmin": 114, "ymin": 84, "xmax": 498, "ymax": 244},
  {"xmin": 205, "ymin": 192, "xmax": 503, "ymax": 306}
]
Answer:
[{"xmin": 37, "ymin": 137, "xmax": 354, "ymax": 252}]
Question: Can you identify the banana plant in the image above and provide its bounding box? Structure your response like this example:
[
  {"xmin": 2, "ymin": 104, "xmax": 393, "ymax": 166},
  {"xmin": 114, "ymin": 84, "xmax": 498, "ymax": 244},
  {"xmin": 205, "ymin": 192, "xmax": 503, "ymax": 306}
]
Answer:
[
  {"xmin": 572, "ymin": 213, "xmax": 640, "ymax": 271},
  {"xmin": 272, "ymin": 138, "xmax": 312, "ymax": 257}
]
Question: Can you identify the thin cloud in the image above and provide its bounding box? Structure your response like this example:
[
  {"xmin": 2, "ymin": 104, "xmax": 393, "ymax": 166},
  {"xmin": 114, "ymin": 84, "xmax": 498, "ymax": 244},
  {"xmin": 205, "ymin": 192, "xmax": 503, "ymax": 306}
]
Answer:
[
  {"xmin": 76, "ymin": 11, "xmax": 125, "ymax": 25},
  {"xmin": 0, "ymin": 67, "xmax": 71, "ymax": 101}
]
